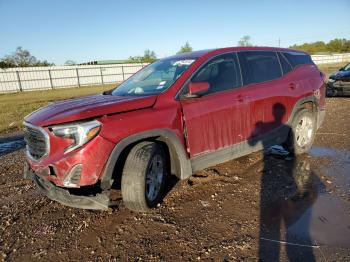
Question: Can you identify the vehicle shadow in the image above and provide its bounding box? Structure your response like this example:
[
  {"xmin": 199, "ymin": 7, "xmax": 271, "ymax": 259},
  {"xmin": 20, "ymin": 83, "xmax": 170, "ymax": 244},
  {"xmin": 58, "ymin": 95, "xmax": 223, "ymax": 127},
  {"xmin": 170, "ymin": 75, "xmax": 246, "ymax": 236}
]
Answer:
[{"xmin": 248, "ymin": 103, "xmax": 319, "ymax": 261}]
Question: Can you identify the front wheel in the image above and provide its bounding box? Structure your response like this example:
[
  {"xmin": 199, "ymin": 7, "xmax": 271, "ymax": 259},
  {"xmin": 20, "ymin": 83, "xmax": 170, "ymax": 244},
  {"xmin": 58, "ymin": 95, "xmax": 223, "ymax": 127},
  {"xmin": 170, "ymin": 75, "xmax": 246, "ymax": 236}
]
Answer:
[
  {"xmin": 121, "ymin": 141, "xmax": 167, "ymax": 212},
  {"xmin": 284, "ymin": 109, "xmax": 317, "ymax": 155},
  {"xmin": 326, "ymin": 88, "xmax": 335, "ymax": 97}
]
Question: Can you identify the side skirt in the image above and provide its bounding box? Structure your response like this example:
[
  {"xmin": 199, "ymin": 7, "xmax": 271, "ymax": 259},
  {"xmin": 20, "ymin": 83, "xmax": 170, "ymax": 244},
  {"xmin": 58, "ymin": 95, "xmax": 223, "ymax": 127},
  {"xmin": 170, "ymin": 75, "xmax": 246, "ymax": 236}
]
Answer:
[{"xmin": 190, "ymin": 124, "xmax": 290, "ymax": 172}]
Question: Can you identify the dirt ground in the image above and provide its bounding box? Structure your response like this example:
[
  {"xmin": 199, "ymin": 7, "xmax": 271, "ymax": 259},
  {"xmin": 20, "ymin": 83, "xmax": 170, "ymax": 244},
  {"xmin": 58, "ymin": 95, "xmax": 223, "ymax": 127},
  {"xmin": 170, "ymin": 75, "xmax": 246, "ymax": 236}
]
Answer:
[{"xmin": 0, "ymin": 97, "xmax": 350, "ymax": 261}]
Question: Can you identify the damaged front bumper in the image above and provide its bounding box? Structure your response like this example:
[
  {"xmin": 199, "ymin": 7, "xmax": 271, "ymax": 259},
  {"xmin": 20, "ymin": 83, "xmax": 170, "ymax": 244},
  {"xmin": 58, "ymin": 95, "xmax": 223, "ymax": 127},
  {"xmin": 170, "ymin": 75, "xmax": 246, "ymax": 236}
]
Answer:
[
  {"xmin": 326, "ymin": 81, "xmax": 350, "ymax": 96},
  {"xmin": 24, "ymin": 163, "xmax": 110, "ymax": 210}
]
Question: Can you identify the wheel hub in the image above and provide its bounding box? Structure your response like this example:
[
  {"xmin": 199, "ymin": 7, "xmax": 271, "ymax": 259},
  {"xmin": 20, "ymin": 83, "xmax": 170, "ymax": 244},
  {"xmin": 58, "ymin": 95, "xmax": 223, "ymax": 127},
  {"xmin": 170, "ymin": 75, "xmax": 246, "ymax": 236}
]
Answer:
[
  {"xmin": 295, "ymin": 115, "xmax": 314, "ymax": 148},
  {"xmin": 146, "ymin": 154, "xmax": 164, "ymax": 202}
]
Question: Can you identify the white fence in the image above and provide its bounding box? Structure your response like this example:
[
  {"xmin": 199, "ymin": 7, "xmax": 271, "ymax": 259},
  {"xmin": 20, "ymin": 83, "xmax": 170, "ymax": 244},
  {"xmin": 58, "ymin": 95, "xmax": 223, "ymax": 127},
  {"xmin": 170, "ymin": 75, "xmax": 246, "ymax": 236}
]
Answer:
[
  {"xmin": 311, "ymin": 53, "xmax": 350, "ymax": 65},
  {"xmin": 0, "ymin": 63, "xmax": 146, "ymax": 93},
  {"xmin": 1, "ymin": 53, "xmax": 350, "ymax": 93}
]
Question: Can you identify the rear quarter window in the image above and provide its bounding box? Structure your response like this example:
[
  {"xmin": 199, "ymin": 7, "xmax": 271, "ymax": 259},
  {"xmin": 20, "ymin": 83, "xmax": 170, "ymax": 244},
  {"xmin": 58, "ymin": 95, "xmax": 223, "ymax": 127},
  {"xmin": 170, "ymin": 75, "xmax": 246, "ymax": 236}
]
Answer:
[
  {"xmin": 238, "ymin": 51, "xmax": 282, "ymax": 85},
  {"xmin": 283, "ymin": 52, "xmax": 314, "ymax": 68},
  {"xmin": 278, "ymin": 52, "xmax": 293, "ymax": 75}
]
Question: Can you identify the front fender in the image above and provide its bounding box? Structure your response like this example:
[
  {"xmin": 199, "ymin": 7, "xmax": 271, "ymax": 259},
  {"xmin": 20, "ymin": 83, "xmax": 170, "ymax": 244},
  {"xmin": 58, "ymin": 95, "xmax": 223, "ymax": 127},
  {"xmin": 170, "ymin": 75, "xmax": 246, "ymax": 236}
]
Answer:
[{"xmin": 100, "ymin": 129, "xmax": 192, "ymax": 190}]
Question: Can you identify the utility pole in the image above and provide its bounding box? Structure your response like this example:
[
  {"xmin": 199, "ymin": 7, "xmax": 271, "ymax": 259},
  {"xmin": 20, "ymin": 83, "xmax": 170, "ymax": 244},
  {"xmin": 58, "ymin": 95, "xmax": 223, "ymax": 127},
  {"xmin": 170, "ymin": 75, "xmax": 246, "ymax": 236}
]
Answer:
[{"xmin": 278, "ymin": 38, "xmax": 281, "ymax": 47}]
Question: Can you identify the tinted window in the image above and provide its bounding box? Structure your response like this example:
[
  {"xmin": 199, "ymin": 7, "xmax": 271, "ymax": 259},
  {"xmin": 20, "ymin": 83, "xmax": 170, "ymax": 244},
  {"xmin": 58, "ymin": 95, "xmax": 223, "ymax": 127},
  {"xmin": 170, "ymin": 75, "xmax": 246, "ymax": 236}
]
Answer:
[
  {"xmin": 238, "ymin": 51, "xmax": 282, "ymax": 85},
  {"xmin": 283, "ymin": 52, "xmax": 314, "ymax": 68},
  {"xmin": 192, "ymin": 53, "xmax": 242, "ymax": 94},
  {"xmin": 278, "ymin": 52, "xmax": 293, "ymax": 75}
]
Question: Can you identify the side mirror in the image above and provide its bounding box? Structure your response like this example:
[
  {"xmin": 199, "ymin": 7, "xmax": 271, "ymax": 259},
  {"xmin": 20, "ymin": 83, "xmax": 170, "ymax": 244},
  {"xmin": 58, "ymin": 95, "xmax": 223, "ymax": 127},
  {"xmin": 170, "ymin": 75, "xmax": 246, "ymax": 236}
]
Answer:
[{"xmin": 188, "ymin": 81, "xmax": 209, "ymax": 97}]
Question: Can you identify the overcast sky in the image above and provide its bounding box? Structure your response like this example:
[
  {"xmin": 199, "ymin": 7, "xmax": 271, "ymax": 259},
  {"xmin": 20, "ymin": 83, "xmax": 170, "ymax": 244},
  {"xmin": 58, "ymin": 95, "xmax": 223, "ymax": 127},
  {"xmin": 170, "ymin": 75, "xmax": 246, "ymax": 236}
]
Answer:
[{"xmin": 1, "ymin": 0, "xmax": 349, "ymax": 65}]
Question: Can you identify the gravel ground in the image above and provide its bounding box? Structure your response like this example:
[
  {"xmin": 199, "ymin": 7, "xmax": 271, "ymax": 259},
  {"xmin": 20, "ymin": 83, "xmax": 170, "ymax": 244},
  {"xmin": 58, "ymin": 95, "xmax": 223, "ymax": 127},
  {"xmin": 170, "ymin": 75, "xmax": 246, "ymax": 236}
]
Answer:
[{"xmin": 0, "ymin": 97, "xmax": 349, "ymax": 261}]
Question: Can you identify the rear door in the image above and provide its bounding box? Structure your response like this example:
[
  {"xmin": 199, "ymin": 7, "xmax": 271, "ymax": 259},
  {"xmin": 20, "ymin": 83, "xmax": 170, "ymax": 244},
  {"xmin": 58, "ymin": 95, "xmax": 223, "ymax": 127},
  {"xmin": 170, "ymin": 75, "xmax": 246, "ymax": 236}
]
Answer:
[
  {"xmin": 179, "ymin": 53, "xmax": 249, "ymax": 157},
  {"xmin": 237, "ymin": 51, "xmax": 288, "ymax": 138}
]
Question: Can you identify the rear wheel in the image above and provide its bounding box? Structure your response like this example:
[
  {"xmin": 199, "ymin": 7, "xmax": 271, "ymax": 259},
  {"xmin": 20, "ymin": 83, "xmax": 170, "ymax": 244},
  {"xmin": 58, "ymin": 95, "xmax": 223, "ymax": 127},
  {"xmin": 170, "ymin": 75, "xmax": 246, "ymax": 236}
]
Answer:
[
  {"xmin": 121, "ymin": 141, "xmax": 167, "ymax": 212},
  {"xmin": 284, "ymin": 109, "xmax": 316, "ymax": 155}
]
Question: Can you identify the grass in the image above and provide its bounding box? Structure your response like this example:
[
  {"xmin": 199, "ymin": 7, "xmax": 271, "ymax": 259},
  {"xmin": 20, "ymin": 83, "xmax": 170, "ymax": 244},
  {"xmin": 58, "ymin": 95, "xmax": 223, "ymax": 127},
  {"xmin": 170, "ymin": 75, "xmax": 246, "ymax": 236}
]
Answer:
[
  {"xmin": 317, "ymin": 62, "xmax": 347, "ymax": 76},
  {"xmin": 0, "ymin": 84, "xmax": 116, "ymax": 135}
]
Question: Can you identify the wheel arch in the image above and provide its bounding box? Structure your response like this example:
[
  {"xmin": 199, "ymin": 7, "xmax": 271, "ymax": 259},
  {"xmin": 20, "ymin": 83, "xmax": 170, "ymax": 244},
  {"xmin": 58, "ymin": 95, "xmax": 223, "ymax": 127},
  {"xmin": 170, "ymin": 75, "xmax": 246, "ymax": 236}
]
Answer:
[
  {"xmin": 289, "ymin": 96, "xmax": 319, "ymax": 125},
  {"xmin": 100, "ymin": 129, "xmax": 192, "ymax": 190}
]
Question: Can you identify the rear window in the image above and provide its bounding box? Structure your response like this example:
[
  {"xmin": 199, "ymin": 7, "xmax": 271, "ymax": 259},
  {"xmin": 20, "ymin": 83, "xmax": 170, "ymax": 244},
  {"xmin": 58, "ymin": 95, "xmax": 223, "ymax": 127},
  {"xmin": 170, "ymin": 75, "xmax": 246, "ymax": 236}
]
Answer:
[
  {"xmin": 282, "ymin": 52, "xmax": 314, "ymax": 68},
  {"xmin": 238, "ymin": 51, "xmax": 282, "ymax": 85}
]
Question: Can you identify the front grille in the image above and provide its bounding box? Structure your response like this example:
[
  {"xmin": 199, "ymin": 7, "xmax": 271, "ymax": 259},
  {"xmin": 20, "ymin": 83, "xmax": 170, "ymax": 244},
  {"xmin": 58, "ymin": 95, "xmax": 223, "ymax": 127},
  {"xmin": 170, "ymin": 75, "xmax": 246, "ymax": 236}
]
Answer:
[{"xmin": 24, "ymin": 123, "xmax": 49, "ymax": 161}]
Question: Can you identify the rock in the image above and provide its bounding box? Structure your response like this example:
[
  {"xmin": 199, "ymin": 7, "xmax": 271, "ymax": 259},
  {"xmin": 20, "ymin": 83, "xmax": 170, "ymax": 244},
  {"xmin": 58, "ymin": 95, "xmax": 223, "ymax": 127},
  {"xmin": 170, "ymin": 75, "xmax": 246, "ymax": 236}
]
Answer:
[{"xmin": 9, "ymin": 122, "xmax": 16, "ymax": 127}]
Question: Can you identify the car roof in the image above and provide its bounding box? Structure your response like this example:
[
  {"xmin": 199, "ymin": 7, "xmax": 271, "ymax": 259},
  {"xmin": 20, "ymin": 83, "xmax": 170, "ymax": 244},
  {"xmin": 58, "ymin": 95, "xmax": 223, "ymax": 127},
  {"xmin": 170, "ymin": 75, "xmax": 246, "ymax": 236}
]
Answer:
[{"xmin": 166, "ymin": 46, "xmax": 308, "ymax": 60}]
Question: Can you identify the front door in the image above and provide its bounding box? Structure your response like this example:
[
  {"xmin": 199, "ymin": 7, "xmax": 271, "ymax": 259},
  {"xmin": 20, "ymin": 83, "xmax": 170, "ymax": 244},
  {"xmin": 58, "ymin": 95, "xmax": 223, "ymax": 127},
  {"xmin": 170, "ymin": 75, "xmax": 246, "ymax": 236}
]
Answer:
[{"xmin": 180, "ymin": 53, "xmax": 250, "ymax": 157}]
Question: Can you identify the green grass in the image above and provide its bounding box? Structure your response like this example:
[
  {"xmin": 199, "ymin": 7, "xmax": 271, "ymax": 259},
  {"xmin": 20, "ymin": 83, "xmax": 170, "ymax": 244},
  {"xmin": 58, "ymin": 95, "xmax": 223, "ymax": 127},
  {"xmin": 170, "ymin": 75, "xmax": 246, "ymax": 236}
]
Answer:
[{"xmin": 0, "ymin": 84, "xmax": 116, "ymax": 135}]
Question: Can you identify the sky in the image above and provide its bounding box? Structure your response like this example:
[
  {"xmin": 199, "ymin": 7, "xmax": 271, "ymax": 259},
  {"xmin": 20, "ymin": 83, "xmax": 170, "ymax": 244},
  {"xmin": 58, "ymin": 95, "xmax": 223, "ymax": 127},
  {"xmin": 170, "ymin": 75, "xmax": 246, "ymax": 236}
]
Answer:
[{"xmin": 0, "ymin": 0, "xmax": 349, "ymax": 65}]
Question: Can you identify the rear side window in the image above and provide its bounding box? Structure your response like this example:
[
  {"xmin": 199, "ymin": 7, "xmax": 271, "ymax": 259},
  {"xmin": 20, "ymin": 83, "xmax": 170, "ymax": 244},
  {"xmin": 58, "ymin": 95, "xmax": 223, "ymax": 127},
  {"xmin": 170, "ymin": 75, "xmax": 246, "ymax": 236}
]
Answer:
[
  {"xmin": 192, "ymin": 53, "xmax": 242, "ymax": 94},
  {"xmin": 238, "ymin": 51, "xmax": 282, "ymax": 85},
  {"xmin": 278, "ymin": 52, "xmax": 293, "ymax": 75},
  {"xmin": 283, "ymin": 52, "xmax": 314, "ymax": 68}
]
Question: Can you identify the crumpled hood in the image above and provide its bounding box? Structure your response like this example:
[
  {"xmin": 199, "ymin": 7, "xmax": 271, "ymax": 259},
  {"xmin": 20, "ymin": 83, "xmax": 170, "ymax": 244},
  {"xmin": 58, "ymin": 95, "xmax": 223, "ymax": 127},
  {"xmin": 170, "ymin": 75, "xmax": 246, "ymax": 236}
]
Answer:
[{"xmin": 25, "ymin": 94, "xmax": 157, "ymax": 126}]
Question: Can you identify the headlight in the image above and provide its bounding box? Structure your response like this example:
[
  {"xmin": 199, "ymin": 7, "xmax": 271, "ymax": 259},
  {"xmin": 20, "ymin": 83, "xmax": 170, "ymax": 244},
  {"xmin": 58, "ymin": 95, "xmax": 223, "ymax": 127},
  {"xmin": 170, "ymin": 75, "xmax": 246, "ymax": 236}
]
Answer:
[{"xmin": 51, "ymin": 120, "xmax": 101, "ymax": 153}]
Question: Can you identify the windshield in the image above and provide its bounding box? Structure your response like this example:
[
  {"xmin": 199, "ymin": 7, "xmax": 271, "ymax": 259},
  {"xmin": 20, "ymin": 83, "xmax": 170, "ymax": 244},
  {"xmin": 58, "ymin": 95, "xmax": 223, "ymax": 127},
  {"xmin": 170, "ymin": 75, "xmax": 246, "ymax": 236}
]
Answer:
[
  {"xmin": 112, "ymin": 58, "xmax": 196, "ymax": 96},
  {"xmin": 343, "ymin": 63, "xmax": 350, "ymax": 71}
]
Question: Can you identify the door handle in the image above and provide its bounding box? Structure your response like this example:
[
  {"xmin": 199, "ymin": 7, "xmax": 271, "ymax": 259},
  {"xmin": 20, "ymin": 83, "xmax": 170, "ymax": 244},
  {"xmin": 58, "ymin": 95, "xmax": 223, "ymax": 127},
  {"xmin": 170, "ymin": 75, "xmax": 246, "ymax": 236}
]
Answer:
[{"xmin": 236, "ymin": 94, "xmax": 247, "ymax": 102}]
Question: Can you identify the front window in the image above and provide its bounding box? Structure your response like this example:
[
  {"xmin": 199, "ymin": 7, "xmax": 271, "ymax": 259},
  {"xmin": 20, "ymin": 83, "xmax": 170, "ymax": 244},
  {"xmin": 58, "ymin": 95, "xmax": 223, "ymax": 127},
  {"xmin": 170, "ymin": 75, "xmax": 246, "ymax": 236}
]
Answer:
[{"xmin": 112, "ymin": 58, "xmax": 196, "ymax": 96}]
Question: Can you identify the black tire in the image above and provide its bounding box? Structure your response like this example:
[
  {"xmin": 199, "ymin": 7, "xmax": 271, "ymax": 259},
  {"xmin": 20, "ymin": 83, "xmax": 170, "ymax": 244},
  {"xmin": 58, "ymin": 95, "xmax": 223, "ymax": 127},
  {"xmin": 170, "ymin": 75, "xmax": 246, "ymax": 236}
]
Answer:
[
  {"xmin": 284, "ymin": 109, "xmax": 317, "ymax": 155},
  {"xmin": 121, "ymin": 141, "xmax": 167, "ymax": 212},
  {"xmin": 326, "ymin": 88, "xmax": 334, "ymax": 97}
]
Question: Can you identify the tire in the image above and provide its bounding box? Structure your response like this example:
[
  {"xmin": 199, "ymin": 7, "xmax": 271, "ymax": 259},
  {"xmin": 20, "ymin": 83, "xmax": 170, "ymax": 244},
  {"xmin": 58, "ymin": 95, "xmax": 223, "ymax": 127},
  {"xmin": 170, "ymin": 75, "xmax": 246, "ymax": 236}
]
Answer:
[
  {"xmin": 284, "ymin": 109, "xmax": 317, "ymax": 155},
  {"xmin": 326, "ymin": 88, "xmax": 334, "ymax": 97},
  {"xmin": 121, "ymin": 141, "xmax": 167, "ymax": 212}
]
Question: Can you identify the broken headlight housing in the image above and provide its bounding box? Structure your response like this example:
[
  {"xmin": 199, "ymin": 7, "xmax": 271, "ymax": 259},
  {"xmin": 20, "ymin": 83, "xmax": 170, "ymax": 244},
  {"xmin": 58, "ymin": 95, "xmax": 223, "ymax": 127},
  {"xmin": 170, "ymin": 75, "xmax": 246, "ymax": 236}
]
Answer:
[{"xmin": 51, "ymin": 120, "xmax": 101, "ymax": 154}]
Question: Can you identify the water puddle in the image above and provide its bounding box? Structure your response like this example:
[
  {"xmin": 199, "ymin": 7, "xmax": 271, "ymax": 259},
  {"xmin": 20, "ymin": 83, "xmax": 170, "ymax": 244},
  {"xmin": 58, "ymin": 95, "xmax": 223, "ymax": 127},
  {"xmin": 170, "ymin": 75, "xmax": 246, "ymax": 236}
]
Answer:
[
  {"xmin": 309, "ymin": 145, "xmax": 350, "ymax": 159},
  {"xmin": 310, "ymin": 146, "xmax": 350, "ymax": 197},
  {"xmin": 286, "ymin": 193, "xmax": 350, "ymax": 247},
  {"xmin": 260, "ymin": 146, "xmax": 350, "ymax": 249},
  {"xmin": 0, "ymin": 137, "xmax": 26, "ymax": 157}
]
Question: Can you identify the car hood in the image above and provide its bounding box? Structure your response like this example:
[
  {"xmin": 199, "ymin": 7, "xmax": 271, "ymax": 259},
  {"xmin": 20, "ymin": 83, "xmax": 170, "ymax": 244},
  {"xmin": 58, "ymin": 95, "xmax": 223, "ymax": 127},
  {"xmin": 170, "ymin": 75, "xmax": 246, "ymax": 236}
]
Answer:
[
  {"xmin": 25, "ymin": 94, "xmax": 157, "ymax": 127},
  {"xmin": 330, "ymin": 70, "xmax": 350, "ymax": 80}
]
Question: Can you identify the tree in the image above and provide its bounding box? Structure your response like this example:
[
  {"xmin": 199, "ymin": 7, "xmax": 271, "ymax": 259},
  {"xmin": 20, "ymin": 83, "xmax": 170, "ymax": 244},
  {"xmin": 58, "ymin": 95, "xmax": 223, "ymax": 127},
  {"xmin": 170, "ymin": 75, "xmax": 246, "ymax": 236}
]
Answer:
[
  {"xmin": 128, "ymin": 49, "xmax": 157, "ymax": 63},
  {"xmin": 0, "ymin": 47, "xmax": 54, "ymax": 68},
  {"xmin": 143, "ymin": 49, "xmax": 157, "ymax": 62},
  {"xmin": 238, "ymin": 35, "xmax": 252, "ymax": 46},
  {"xmin": 289, "ymin": 38, "xmax": 350, "ymax": 54},
  {"xmin": 64, "ymin": 60, "xmax": 76, "ymax": 66},
  {"xmin": 177, "ymin": 41, "xmax": 193, "ymax": 54}
]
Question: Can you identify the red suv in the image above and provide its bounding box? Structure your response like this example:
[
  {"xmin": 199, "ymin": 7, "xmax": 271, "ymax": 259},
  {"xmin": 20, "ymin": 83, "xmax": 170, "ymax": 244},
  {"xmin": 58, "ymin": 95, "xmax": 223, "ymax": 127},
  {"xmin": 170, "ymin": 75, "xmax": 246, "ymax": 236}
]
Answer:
[{"xmin": 24, "ymin": 47, "xmax": 326, "ymax": 212}]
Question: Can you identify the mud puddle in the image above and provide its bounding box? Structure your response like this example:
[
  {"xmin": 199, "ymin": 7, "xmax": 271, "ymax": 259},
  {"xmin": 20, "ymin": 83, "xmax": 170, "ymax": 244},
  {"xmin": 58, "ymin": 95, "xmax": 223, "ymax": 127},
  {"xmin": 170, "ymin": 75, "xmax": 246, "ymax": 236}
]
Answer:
[
  {"xmin": 0, "ymin": 136, "xmax": 25, "ymax": 157},
  {"xmin": 309, "ymin": 146, "xmax": 350, "ymax": 194},
  {"xmin": 260, "ymin": 146, "xmax": 350, "ymax": 250}
]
